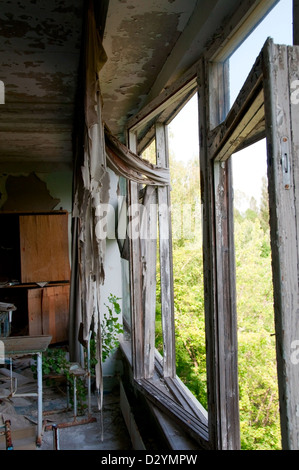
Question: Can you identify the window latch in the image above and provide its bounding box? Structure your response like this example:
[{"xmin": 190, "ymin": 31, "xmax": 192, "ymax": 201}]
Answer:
[{"xmin": 281, "ymin": 136, "xmax": 290, "ymax": 190}]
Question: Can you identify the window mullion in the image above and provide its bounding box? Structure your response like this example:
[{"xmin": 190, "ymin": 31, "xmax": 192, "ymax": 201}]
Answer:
[
  {"xmin": 127, "ymin": 130, "xmax": 144, "ymax": 380},
  {"xmin": 141, "ymin": 185, "xmax": 158, "ymax": 379},
  {"xmin": 198, "ymin": 57, "xmax": 240, "ymax": 450},
  {"xmin": 155, "ymin": 122, "xmax": 176, "ymax": 379}
]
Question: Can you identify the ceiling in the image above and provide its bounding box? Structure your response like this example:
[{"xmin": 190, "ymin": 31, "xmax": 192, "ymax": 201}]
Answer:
[
  {"xmin": 0, "ymin": 0, "xmax": 275, "ymax": 168},
  {"xmin": 0, "ymin": 0, "xmax": 84, "ymax": 169},
  {"xmin": 100, "ymin": 0, "xmax": 248, "ymax": 143}
]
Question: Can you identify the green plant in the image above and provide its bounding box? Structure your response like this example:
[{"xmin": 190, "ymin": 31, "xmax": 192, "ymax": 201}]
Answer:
[
  {"xmin": 39, "ymin": 347, "xmax": 69, "ymax": 377},
  {"xmin": 32, "ymin": 295, "xmax": 123, "ymax": 413},
  {"xmin": 32, "ymin": 347, "xmax": 88, "ymax": 414},
  {"xmin": 101, "ymin": 294, "xmax": 123, "ymax": 362},
  {"xmin": 163, "ymin": 149, "xmax": 279, "ymax": 449}
]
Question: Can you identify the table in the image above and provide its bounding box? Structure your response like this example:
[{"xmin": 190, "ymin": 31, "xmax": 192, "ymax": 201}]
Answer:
[{"xmin": 0, "ymin": 335, "xmax": 52, "ymax": 446}]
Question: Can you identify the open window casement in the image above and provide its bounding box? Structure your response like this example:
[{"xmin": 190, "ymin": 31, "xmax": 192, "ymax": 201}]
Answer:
[
  {"xmin": 123, "ymin": 38, "xmax": 299, "ymax": 450},
  {"xmin": 200, "ymin": 38, "xmax": 299, "ymax": 450},
  {"xmin": 125, "ymin": 124, "xmax": 209, "ymax": 449},
  {"xmin": 264, "ymin": 40, "xmax": 299, "ymax": 451}
]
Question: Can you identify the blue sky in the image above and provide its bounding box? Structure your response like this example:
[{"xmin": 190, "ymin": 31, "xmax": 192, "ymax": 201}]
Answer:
[
  {"xmin": 230, "ymin": 0, "xmax": 293, "ymax": 104},
  {"xmin": 168, "ymin": 0, "xmax": 293, "ymax": 209},
  {"xmin": 231, "ymin": 0, "xmax": 293, "ymax": 209}
]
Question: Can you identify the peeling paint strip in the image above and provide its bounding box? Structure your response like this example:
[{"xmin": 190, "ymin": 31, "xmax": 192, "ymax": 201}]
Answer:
[{"xmin": 105, "ymin": 125, "xmax": 170, "ymax": 186}]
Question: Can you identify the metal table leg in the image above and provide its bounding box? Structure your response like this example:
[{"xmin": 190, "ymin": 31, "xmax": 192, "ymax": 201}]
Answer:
[{"xmin": 36, "ymin": 352, "xmax": 43, "ymax": 447}]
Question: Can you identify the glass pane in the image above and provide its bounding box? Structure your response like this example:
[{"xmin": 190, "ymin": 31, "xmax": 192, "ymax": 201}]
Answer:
[
  {"xmin": 229, "ymin": 0, "xmax": 292, "ymax": 107},
  {"xmin": 167, "ymin": 94, "xmax": 207, "ymax": 409},
  {"xmin": 232, "ymin": 141, "xmax": 281, "ymax": 449}
]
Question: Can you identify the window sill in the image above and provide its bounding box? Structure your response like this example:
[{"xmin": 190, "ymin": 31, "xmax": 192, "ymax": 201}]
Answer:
[{"xmin": 119, "ymin": 340, "xmax": 210, "ymax": 450}]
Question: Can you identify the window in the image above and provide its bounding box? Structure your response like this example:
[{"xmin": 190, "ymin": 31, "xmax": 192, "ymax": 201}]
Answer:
[
  {"xmin": 199, "ymin": 35, "xmax": 299, "ymax": 449},
  {"xmin": 123, "ymin": 1, "xmax": 299, "ymax": 451}
]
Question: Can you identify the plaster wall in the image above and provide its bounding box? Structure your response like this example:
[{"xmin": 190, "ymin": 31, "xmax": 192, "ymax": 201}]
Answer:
[
  {"xmin": 0, "ymin": 169, "xmax": 73, "ymax": 263},
  {"xmin": 100, "ymin": 168, "xmax": 124, "ymax": 381}
]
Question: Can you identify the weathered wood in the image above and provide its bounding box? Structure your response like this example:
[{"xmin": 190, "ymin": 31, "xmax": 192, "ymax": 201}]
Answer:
[
  {"xmin": 1, "ymin": 335, "xmax": 52, "ymax": 355},
  {"xmin": 19, "ymin": 213, "xmax": 70, "ymax": 283},
  {"xmin": 289, "ymin": 47, "xmax": 299, "ymax": 295},
  {"xmin": 154, "ymin": 350, "xmax": 208, "ymax": 424},
  {"xmin": 198, "ymin": 56, "xmax": 240, "ymax": 450},
  {"xmin": 200, "ymin": 39, "xmax": 299, "ymax": 450},
  {"xmin": 207, "ymin": 0, "xmax": 277, "ymax": 61},
  {"xmin": 28, "ymin": 285, "xmax": 70, "ymax": 344},
  {"xmin": 233, "ymin": 119, "xmax": 265, "ymax": 153},
  {"xmin": 141, "ymin": 186, "xmax": 157, "ymax": 379},
  {"xmin": 127, "ymin": 131, "xmax": 144, "ymax": 380},
  {"xmin": 27, "ymin": 288, "xmax": 43, "ymax": 336},
  {"xmin": 155, "ymin": 122, "xmax": 176, "ymax": 379},
  {"xmin": 294, "ymin": 0, "xmax": 299, "ymax": 45},
  {"xmin": 135, "ymin": 378, "xmax": 210, "ymax": 449},
  {"xmin": 213, "ymin": 158, "xmax": 239, "ymax": 450},
  {"xmin": 263, "ymin": 40, "xmax": 299, "ymax": 450},
  {"xmin": 164, "ymin": 376, "xmax": 208, "ymax": 424},
  {"xmin": 208, "ymin": 61, "xmax": 230, "ymax": 130},
  {"xmin": 198, "ymin": 57, "xmax": 218, "ymax": 449},
  {"xmin": 214, "ymin": 96, "xmax": 264, "ymax": 161},
  {"xmin": 126, "ymin": 71, "xmax": 197, "ymax": 133},
  {"xmin": 146, "ymin": 402, "xmax": 199, "ymax": 450},
  {"xmin": 208, "ymin": 53, "xmax": 263, "ymax": 159},
  {"xmin": 42, "ymin": 285, "xmax": 70, "ymax": 344},
  {"xmin": 119, "ymin": 379, "xmax": 146, "ymax": 450}
]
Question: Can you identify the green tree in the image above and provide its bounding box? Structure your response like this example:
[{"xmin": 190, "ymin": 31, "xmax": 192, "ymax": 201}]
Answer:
[
  {"xmin": 169, "ymin": 154, "xmax": 201, "ymax": 246},
  {"xmin": 234, "ymin": 216, "xmax": 280, "ymax": 449},
  {"xmin": 155, "ymin": 141, "xmax": 279, "ymax": 449},
  {"xmin": 172, "ymin": 243, "xmax": 207, "ymax": 408},
  {"xmin": 259, "ymin": 176, "xmax": 270, "ymax": 233}
]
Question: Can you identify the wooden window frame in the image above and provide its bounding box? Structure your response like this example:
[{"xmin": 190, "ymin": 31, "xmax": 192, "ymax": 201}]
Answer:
[
  {"xmin": 200, "ymin": 38, "xmax": 299, "ymax": 450},
  {"xmin": 126, "ymin": 107, "xmax": 210, "ymax": 449},
  {"xmin": 123, "ymin": 1, "xmax": 299, "ymax": 451},
  {"xmin": 198, "ymin": 42, "xmax": 265, "ymax": 451}
]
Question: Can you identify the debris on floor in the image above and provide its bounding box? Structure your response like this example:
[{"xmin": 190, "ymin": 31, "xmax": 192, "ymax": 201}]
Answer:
[{"xmin": 0, "ymin": 356, "xmax": 132, "ymax": 451}]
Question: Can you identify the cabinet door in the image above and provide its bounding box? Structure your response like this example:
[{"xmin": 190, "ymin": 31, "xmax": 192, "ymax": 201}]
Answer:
[
  {"xmin": 19, "ymin": 213, "xmax": 70, "ymax": 283},
  {"xmin": 27, "ymin": 288, "xmax": 43, "ymax": 336},
  {"xmin": 41, "ymin": 285, "xmax": 69, "ymax": 344},
  {"xmin": 28, "ymin": 285, "xmax": 69, "ymax": 344}
]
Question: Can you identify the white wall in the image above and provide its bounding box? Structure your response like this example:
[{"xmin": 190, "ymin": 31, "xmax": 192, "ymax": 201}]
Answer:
[{"xmin": 100, "ymin": 168, "xmax": 124, "ymax": 380}]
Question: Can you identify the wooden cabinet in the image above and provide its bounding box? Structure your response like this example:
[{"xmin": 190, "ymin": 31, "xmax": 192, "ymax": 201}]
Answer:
[
  {"xmin": 0, "ymin": 212, "xmax": 70, "ymax": 284},
  {"xmin": 0, "ymin": 211, "xmax": 70, "ymax": 343},
  {"xmin": 19, "ymin": 213, "xmax": 70, "ymax": 283},
  {"xmin": 28, "ymin": 285, "xmax": 70, "ymax": 343}
]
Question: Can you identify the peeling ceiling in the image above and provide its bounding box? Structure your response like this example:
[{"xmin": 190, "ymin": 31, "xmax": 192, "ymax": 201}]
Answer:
[
  {"xmin": 0, "ymin": 0, "xmax": 264, "ymax": 167},
  {"xmin": 100, "ymin": 0, "xmax": 198, "ymax": 137},
  {"xmin": 0, "ymin": 0, "xmax": 84, "ymax": 166},
  {"xmin": 100, "ymin": 0, "xmax": 246, "ymax": 142}
]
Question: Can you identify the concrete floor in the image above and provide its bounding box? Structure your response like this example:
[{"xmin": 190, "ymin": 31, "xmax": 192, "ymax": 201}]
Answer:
[
  {"xmin": 0, "ymin": 357, "xmax": 132, "ymax": 451},
  {"xmin": 39, "ymin": 388, "xmax": 132, "ymax": 451}
]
